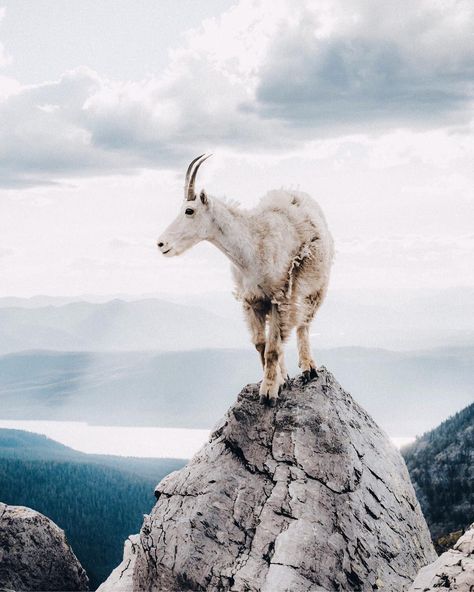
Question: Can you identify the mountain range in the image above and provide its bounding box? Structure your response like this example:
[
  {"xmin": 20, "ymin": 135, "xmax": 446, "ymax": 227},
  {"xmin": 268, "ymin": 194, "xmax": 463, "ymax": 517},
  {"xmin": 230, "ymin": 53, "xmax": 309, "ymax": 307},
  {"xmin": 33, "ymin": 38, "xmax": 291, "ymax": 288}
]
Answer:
[
  {"xmin": 0, "ymin": 298, "xmax": 247, "ymax": 353},
  {"xmin": 0, "ymin": 288, "xmax": 473, "ymax": 353},
  {"xmin": 402, "ymin": 402, "xmax": 474, "ymax": 545},
  {"xmin": 0, "ymin": 346, "xmax": 472, "ymax": 438}
]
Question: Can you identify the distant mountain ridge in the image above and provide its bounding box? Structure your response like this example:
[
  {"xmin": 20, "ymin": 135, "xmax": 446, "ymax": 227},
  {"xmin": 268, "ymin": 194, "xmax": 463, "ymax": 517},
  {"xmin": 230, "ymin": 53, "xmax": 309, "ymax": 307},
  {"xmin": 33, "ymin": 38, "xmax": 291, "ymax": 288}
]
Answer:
[
  {"xmin": 0, "ymin": 428, "xmax": 185, "ymax": 480},
  {"xmin": 0, "ymin": 346, "xmax": 472, "ymax": 438},
  {"xmin": 0, "ymin": 289, "xmax": 473, "ymax": 353},
  {"xmin": 0, "ymin": 429, "xmax": 185, "ymax": 589},
  {"xmin": 402, "ymin": 402, "xmax": 474, "ymax": 542},
  {"xmin": 0, "ymin": 298, "xmax": 248, "ymax": 353}
]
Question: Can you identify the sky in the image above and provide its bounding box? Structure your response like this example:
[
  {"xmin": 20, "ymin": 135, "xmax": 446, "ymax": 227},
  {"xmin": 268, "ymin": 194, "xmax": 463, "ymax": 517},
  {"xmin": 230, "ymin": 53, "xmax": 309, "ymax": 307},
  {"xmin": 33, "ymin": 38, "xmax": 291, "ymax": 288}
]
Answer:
[{"xmin": 0, "ymin": 0, "xmax": 473, "ymax": 299}]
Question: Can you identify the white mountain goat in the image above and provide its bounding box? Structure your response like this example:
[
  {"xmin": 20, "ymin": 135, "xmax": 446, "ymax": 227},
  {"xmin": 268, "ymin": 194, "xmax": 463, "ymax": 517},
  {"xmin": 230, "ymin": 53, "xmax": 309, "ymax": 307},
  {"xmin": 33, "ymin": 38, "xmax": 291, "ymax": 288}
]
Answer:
[{"xmin": 157, "ymin": 155, "xmax": 334, "ymax": 405}]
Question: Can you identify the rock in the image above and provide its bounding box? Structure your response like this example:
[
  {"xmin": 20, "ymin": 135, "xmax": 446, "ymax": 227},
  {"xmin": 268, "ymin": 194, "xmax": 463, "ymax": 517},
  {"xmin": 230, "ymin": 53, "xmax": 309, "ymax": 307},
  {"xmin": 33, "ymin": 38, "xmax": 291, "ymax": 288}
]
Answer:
[
  {"xmin": 103, "ymin": 368, "xmax": 436, "ymax": 592},
  {"xmin": 0, "ymin": 503, "xmax": 89, "ymax": 591},
  {"xmin": 96, "ymin": 535, "xmax": 140, "ymax": 592},
  {"xmin": 409, "ymin": 524, "xmax": 474, "ymax": 591}
]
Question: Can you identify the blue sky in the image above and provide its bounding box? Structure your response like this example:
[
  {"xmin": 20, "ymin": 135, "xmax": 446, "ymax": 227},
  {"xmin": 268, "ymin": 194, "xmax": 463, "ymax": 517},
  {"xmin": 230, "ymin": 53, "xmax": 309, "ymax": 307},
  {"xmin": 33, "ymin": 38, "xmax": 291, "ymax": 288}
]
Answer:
[{"xmin": 0, "ymin": 0, "xmax": 473, "ymax": 298}]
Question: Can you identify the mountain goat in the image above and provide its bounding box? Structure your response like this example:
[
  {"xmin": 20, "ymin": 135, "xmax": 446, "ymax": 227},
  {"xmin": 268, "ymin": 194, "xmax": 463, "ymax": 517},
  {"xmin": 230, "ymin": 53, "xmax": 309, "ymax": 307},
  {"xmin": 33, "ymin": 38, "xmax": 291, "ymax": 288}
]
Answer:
[{"xmin": 157, "ymin": 155, "xmax": 334, "ymax": 405}]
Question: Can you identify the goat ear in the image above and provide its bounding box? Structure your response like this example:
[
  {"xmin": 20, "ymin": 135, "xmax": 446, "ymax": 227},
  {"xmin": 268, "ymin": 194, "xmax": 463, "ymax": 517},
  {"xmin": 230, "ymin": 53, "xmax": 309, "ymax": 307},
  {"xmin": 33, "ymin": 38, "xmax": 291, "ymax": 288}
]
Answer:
[{"xmin": 200, "ymin": 190, "xmax": 208, "ymax": 205}]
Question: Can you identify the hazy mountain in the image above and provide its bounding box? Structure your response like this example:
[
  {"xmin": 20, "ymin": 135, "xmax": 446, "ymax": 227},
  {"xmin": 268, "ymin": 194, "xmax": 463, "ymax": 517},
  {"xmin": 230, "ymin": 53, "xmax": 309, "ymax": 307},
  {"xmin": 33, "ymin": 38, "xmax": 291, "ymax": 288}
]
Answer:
[
  {"xmin": 0, "ymin": 294, "xmax": 149, "ymax": 308},
  {"xmin": 0, "ymin": 298, "xmax": 249, "ymax": 353},
  {"xmin": 402, "ymin": 403, "xmax": 474, "ymax": 543},
  {"xmin": 0, "ymin": 429, "xmax": 185, "ymax": 589},
  {"xmin": 180, "ymin": 286, "xmax": 474, "ymax": 350},
  {"xmin": 0, "ymin": 428, "xmax": 185, "ymax": 480},
  {"xmin": 0, "ymin": 287, "xmax": 473, "ymax": 354},
  {"xmin": 0, "ymin": 346, "xmax": 472, "ymax": 438}
]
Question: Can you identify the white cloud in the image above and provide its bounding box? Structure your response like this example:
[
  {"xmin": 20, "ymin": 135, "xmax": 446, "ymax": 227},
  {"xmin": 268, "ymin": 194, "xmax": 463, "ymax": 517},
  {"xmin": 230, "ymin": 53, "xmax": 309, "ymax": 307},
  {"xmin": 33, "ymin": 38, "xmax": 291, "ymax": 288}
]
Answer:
[
  {"xmin": 0, "ymin": 0, "xmax": 472, "ymax": 187},
  {"xmin": 253, "ymin": 0, "xmax": 474, "ymax": 129},
  {"xmin": 332, "ymin": 233, "xmax": 474, "ymax": 292},
  {"xmin": 0, "ymin": 0, "xmax": 473, "ymax": 300},
  {"xmin": 0, "ymin": 74, "xmax": 20, "ymax": 100},
  {"xmin": 0, "ymin": 7, "xmax": 11, "ymax": 68},
  {"xmin": 0, "ymin": 245, "xmax": 13, "ymax": 258}
]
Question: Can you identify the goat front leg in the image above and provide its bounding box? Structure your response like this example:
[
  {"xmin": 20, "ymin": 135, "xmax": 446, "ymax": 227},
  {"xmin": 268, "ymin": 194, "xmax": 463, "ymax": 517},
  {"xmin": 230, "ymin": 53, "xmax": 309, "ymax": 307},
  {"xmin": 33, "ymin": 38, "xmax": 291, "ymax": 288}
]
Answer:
[
  {"xmin": 242, "ymin": 299, "xmax": 269, "ymax": 368},
  {"xmin": 297, "ymin": 325, "xmax": 317, "ymax": 383},
  {"xmin": 260, "ymin": 303, "xmax": 285, "ymax": 406}
]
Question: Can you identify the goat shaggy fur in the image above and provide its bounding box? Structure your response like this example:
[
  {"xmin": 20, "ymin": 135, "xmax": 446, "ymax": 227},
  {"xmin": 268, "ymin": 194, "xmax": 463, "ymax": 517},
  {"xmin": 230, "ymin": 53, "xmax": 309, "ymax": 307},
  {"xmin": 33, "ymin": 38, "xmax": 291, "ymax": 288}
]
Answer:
[{"xmin": 157, "ymin": 156, "xmax": 334, "ymax": 404}]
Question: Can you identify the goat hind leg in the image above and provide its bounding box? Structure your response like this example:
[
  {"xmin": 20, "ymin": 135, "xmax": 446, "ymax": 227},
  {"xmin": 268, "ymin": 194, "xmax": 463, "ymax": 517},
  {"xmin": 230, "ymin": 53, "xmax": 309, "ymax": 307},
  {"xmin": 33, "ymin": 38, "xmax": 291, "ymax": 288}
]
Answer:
[
  {"xmin": 297, "ymin": 292, "xmax": 324, "ymax": 383},
  {"xmin": 297, "ymin": 325, "xmax": 317, "ymax": 383}
]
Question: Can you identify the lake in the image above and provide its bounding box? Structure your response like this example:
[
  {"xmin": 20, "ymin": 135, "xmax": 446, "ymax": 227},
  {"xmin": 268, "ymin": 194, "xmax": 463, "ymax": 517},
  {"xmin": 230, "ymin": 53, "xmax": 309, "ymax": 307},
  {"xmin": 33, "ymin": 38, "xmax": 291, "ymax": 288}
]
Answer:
[
  {"xmin": 0, "ymin": 419, "xmax": 209, "ymax": 458},
  {"xmin": 0, "ymin": 419, "xmax": 413, "ymax": 458}
]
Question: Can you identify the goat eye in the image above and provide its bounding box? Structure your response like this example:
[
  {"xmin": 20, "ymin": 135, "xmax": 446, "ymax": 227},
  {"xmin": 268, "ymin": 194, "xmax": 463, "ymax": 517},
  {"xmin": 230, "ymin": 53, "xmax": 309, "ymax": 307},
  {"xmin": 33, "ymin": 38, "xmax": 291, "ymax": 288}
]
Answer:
[{"xmin": 185, "ymin": 208, "xmax": 194, "ymax": 216}]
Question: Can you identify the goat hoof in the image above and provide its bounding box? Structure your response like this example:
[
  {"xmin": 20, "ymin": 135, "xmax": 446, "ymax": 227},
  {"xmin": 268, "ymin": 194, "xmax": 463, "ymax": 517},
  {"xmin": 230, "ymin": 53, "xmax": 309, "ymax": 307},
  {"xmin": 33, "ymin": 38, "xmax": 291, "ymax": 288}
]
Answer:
[
  {"xmin": 302, "ymin": 368, "xmax": 318, "ymax": 384},
  {"xmin": 259, "ymin": 393, "xmax": 277, "ymax": 407}
]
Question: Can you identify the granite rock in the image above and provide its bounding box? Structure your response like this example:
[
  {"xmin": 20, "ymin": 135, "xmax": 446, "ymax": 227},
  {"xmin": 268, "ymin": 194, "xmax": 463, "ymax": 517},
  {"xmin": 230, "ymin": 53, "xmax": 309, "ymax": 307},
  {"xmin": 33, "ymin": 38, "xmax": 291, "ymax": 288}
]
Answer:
[
  {"xmin": 96, "ymin": 535, "xmax": 140, "ymax": 592},
  {"xmin": 103, "ymin": 368, "xmax": 437, "ymax": 591},
  {"xmin": 0, "ymin": 502, "xmax": 89, "ymax": 591},
  {"xmin": 409, "ymin": 524, "xmax": 474, "ymax": 591}
]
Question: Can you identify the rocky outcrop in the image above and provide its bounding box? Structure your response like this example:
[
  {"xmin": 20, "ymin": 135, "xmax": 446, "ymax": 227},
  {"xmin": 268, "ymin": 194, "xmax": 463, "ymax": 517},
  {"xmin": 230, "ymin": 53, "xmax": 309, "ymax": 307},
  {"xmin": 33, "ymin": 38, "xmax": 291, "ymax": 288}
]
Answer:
[
  {"xmin": 96, "ymin": 535, "xmax": 139, "ymax": 592},
  {"xmin": 101, "ymin": 368, "xmax": 436, "ymax": 592},
  {"xmin": 0, "ymin": 503, "xmax": 89, "ymax": 591},
  {"xmin": 409, "ymin": 524, "xmax": 474, "ymax": 591}
]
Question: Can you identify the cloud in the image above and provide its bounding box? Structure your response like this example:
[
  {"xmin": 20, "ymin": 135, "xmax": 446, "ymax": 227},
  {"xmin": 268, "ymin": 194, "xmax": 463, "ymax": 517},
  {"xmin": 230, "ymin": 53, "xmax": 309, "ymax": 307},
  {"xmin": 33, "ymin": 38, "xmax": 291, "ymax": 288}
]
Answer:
[
  {"xmin": 0, "ymin": 246, "xmax": 13, "ymax": 258},
  {"xmin": 0, "ymin": 0, "xmax": 472, "ymax": 188},
  {"xmin": 333, "ymin": 233, "xmax": 474, "ymax": 291},
  {"xmin": 338, "ymin": 234, "xmax": 474, "ymax": 258},
  {"xmin": 252, "ymin": 1, "xmax": 474, "ymax": 130},
  {"xmin": 0, "ymin": 61, "xmax": 283, "ymax": 188},
  {"xmin": 0, "ymin": 68, "xmax": 157, "ymax": 187},
  {"xmin": 0, "ymin": 7, "xmax": 11, "ymax": 68}
]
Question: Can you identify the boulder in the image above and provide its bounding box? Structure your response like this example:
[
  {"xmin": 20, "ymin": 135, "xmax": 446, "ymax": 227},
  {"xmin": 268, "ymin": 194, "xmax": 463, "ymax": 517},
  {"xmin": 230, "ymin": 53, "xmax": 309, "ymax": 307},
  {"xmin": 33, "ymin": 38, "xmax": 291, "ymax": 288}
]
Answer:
[
  {"xmin": 409, "ymin": 524, "xmax": 474, "ymax": 591},
  {"xmin": 96, "ymin": 535, "xmax": 139, "ymax": 592},
  {"xmin": 102, "ymin": 368, "xmax": 436, "ymax": 591},
  {"xmin": 0, "ymin": 503, "xmax": 89, "ymax": 591}
]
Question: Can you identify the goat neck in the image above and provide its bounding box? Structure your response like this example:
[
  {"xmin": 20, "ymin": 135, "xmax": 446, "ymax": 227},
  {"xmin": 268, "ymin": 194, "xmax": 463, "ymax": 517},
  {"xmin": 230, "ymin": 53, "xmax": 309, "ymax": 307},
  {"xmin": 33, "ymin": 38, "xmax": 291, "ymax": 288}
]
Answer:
[{"xmin": 207, "ymin": 199, "xmax": 254, "ymax": 272}]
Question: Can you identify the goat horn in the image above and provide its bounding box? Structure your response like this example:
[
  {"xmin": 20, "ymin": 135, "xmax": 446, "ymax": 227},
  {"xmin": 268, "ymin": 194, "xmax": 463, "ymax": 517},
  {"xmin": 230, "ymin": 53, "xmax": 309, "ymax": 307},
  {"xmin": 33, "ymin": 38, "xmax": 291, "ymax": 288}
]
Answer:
[
  {"xmin": 186, "ymin": 153, "xmax": 212, "ymax": 201},
  {"xmin": 184, "ymin": 154, "xmax": 206, "ymax": 200},
  {"xmin": 184, "ymin": 154, "xmax": 205, "ymax": 194}
]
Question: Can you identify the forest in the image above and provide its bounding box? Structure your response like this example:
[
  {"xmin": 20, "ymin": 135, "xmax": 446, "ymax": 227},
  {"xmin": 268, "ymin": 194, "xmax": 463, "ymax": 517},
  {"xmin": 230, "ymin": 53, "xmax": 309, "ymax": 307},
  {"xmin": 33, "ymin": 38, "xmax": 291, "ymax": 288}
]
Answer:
[
  {"xmin": 403, "ymin": 402, "xmax": 474, "ymax": 547},
  {"xmin": 0, "ymin": 429, "xmax": 185, "ymax": 589}
]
